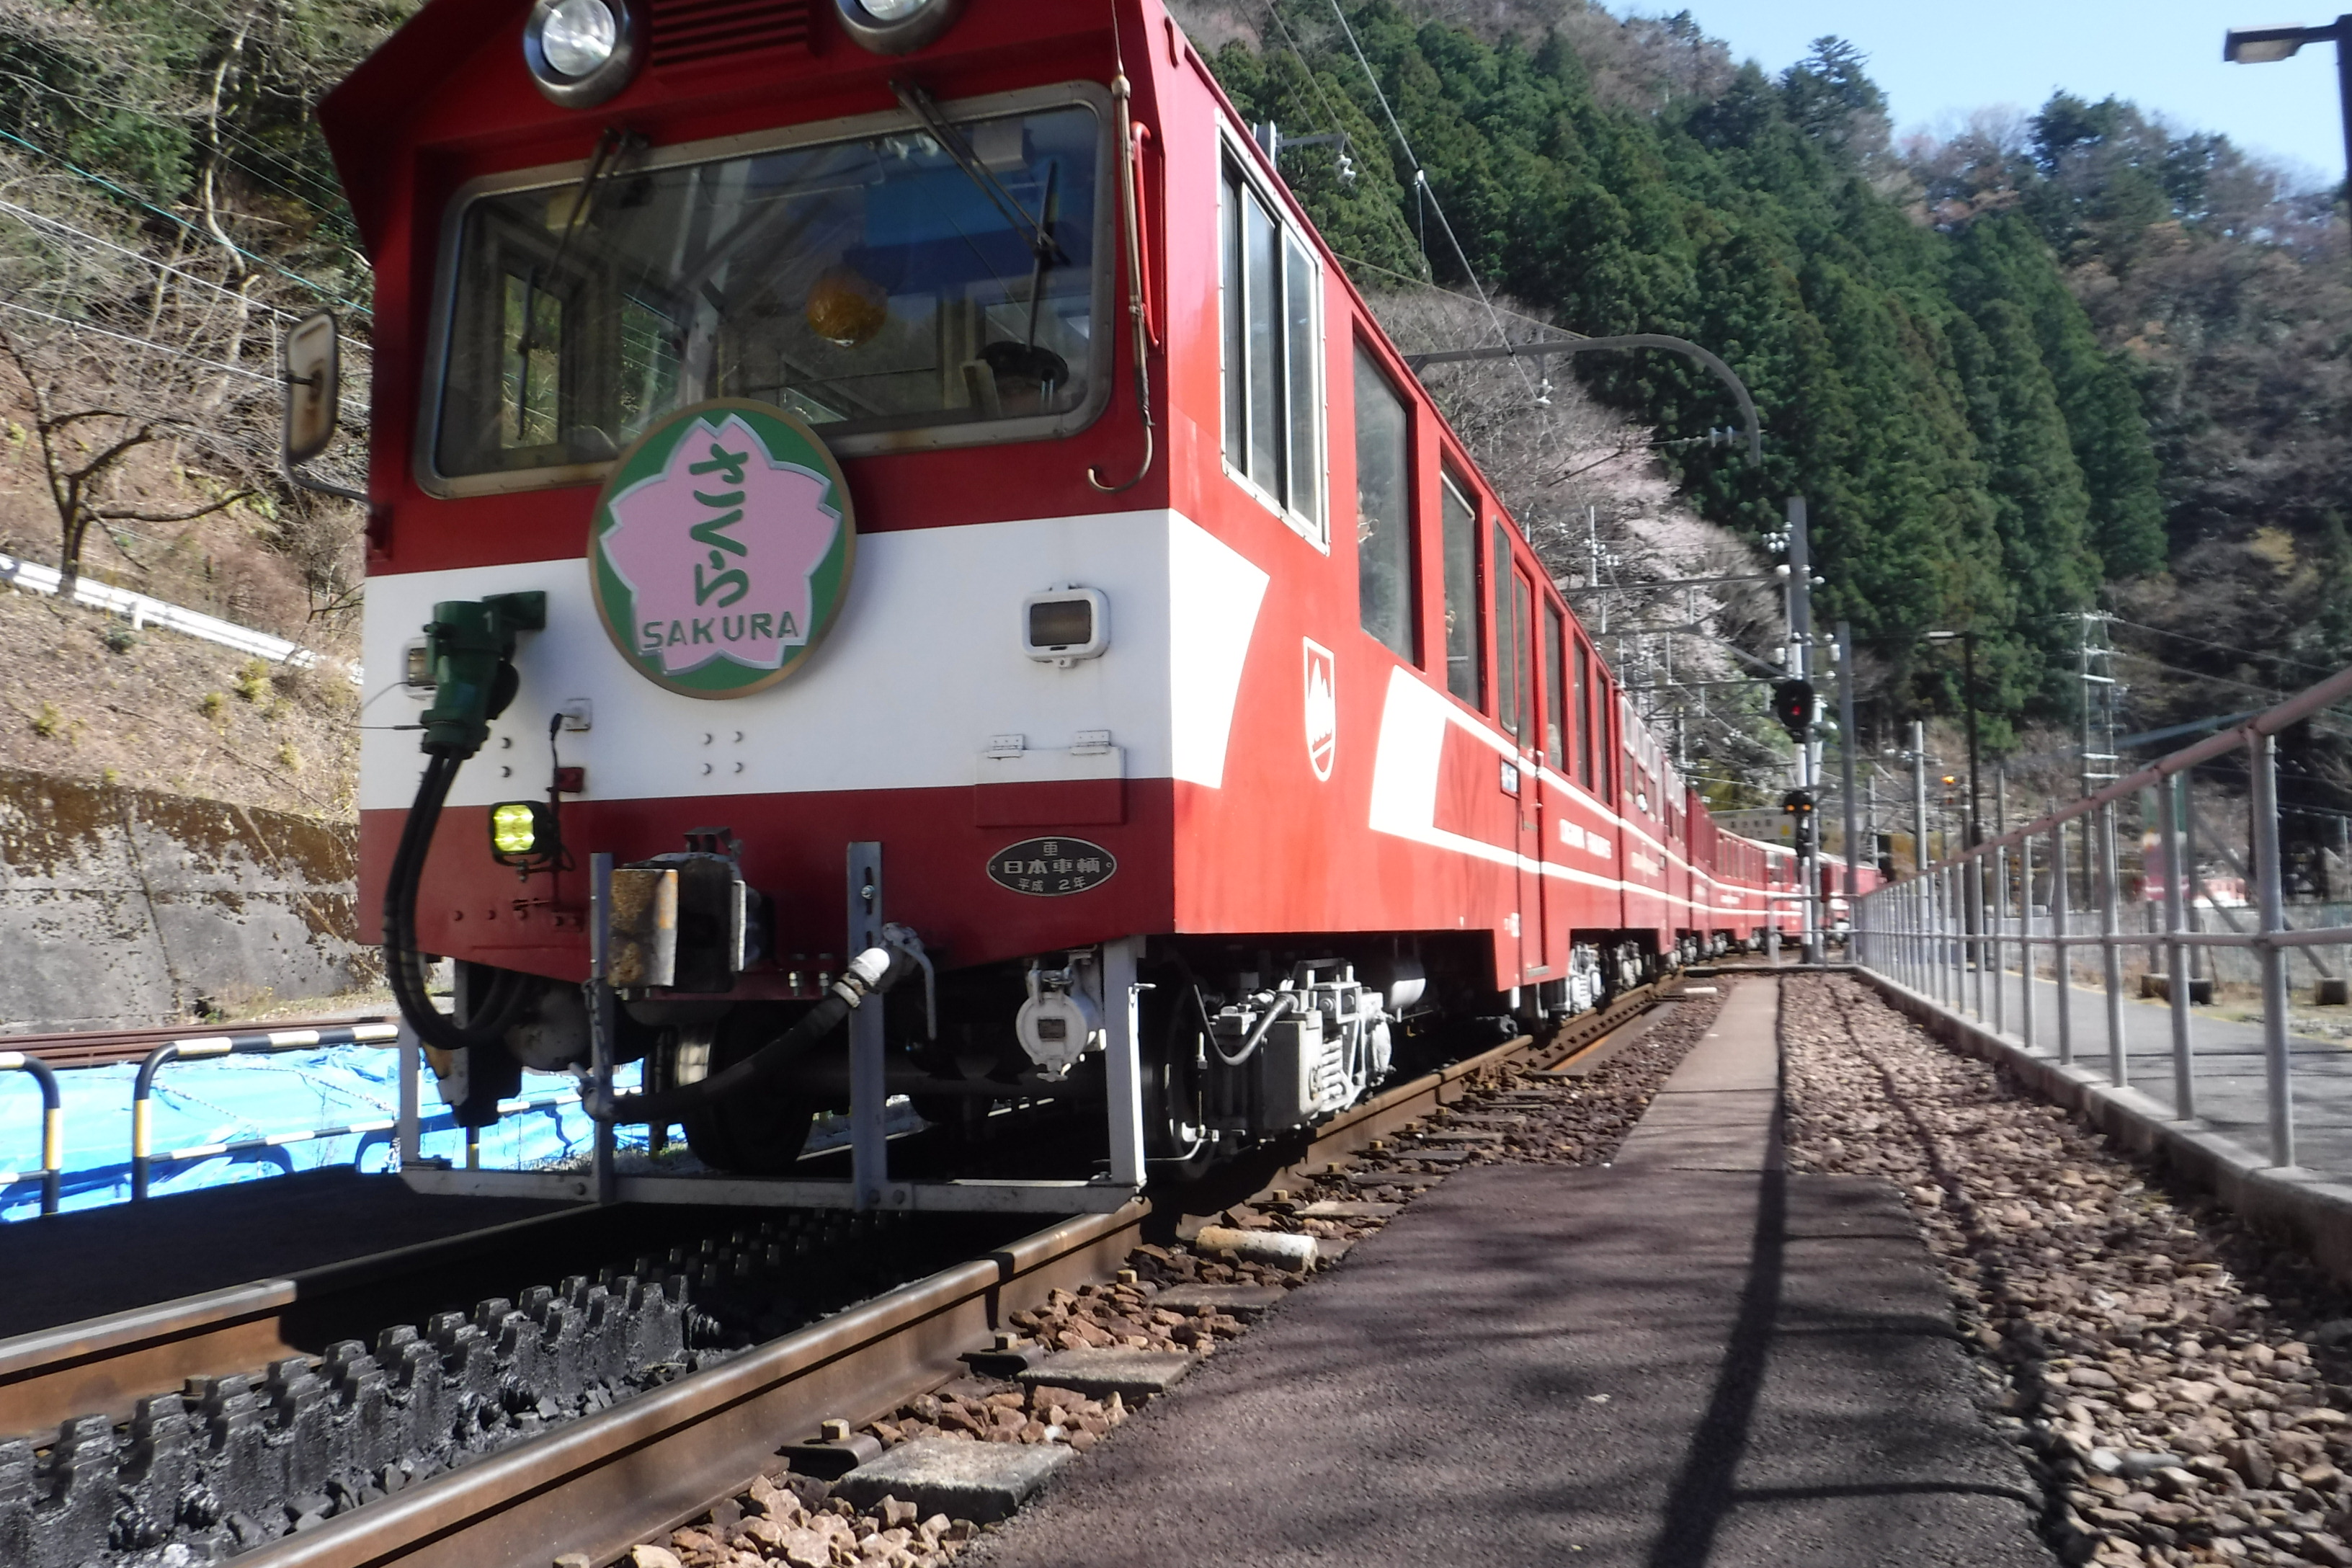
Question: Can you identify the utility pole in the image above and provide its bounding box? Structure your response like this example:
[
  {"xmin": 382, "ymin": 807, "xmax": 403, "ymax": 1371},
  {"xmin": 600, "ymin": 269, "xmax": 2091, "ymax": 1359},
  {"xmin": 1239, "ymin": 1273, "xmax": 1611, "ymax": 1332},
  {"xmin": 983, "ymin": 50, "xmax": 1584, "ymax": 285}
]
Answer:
[
  {"xmin": 1838, "ymin": 620, "xmax": 1861, "ymax": 924},
  {"xmin": 1963, "ymin": 633, "xmax": 1982, "ymax": 846},
  {"xmin": 1788, "ymin": 498, "xmax": 1821, "ymax": 965}
]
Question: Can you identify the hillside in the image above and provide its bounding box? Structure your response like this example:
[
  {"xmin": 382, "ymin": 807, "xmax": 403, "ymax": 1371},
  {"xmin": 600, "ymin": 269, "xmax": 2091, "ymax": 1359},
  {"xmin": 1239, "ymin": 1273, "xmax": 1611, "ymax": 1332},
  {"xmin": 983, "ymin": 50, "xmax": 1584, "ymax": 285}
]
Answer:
[{"xmin": 0, "ymin": 584, "xmax": 357, "ymax": 819}]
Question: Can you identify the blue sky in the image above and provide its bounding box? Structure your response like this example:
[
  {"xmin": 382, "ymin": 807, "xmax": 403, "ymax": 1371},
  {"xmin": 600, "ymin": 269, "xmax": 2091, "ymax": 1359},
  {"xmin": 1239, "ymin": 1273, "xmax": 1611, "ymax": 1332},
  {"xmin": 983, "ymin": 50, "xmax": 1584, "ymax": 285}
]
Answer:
[{"xmin": 1659, "ymin": 1, "xmax": 2347, "ymax": 187}]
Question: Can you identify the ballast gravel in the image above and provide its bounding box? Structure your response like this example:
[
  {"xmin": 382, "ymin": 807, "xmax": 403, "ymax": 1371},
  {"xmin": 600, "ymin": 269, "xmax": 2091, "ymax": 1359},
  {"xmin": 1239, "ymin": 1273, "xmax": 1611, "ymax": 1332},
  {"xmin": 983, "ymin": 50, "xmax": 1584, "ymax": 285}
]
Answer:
[
  {"xmin": 1782, "ymin": 973, "xmax": 2352, "ymax": 1568},
  {"xmin": 641, "ymin": 991, "xmax": 1723, "ymax": 1568}
]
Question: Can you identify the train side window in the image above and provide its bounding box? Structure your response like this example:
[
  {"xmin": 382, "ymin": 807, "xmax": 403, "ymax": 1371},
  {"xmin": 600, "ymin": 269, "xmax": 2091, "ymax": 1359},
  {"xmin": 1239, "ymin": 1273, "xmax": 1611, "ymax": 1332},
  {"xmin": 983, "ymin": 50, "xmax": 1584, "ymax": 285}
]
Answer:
[
  {"xmin": 1542, "ymin": 603, "xmax": 1566, "ymax": 770},
  {"xmin": 1353, "ymin": 346, "xmax": 1415, "ymax": 659},
  {"xmin": 1440, "ymin": 472, "xmax": 1481, "ymax": 705},
  {"xmin": 1493, "ymin": 543, "xmax": 1533, "ymax": 744},
  {"xmin": 1598, "ymin": 682, "xmax": 1616, "ymax": 803},
  {"xmin": 1573, "ymin": 638, "xmax": 1593, "ymax": 788},
  {"xmin": 1219, "ymin": 156, "xmax": 1324, "ymax": 542},
  {"xmin": 1492, "ymin": 525, "xmax": 1519, "ymax": 736}
]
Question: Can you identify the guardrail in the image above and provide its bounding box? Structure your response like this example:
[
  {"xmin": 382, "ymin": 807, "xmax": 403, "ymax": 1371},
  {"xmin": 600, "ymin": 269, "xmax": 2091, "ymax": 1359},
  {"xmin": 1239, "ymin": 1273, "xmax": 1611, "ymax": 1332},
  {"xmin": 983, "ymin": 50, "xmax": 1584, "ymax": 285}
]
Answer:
[
  {"xmin": 0, "ymin": 1052, "xmax": 61, "ymax": 1215},
  {"xmin": 0, "ymin": 549, "xmax": 321, "ymax": 669},
  {"xmin": 130, "ymin": 1023, "xmax": 401, "ymax": 1199},
  {"xmin": 1855, "ymin": 662, "xmax": 2352, "ymax": 1172}
]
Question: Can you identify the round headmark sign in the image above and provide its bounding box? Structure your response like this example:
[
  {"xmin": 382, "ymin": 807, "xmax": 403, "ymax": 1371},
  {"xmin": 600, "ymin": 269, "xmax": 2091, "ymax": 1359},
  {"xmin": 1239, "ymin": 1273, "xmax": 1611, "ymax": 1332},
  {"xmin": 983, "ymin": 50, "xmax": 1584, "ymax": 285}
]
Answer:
[{"xmin": 589, "ymin": 398, "xmax": 855, "ymax": 698}]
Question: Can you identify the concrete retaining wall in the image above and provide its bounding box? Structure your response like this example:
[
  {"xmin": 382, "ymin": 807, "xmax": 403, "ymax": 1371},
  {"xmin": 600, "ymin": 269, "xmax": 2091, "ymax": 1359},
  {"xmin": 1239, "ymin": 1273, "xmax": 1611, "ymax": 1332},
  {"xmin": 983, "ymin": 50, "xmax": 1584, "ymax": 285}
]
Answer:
[
  {"xmin": 0, "ymin": 770, "xmax": 371, "ymax": 1030},
  {"xmin": 1856, "ymin": 966, "xmax": 2352, "ymax": 1295}
]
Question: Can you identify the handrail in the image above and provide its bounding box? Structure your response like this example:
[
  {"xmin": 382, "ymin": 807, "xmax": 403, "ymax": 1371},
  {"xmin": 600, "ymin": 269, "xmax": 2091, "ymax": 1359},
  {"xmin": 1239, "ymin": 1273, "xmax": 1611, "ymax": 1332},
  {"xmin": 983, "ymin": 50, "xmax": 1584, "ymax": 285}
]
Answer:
[
  {"xmin": 1853, "ymin": 659, "xmax": 2352, "ymax": 1173},
  {"xmin": 130, "ymin": 1023, "xmax": 400, "ymax": 1200},
  {"xmin": 0, "ymin": 1052, "xmax": 62, "ymax": 1215},
  {"xmin": 1907, "ymin": 662, "xmax": 2352, "ymax": 878}
]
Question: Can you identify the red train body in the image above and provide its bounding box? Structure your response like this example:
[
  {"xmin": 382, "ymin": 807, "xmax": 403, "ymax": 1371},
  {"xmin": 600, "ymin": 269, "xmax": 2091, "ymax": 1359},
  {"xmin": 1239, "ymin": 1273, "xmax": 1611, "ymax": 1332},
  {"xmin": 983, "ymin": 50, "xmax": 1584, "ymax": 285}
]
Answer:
[{"xmin": 324, "ymin": 0, "xmax": 1821, "ymax": 1171}]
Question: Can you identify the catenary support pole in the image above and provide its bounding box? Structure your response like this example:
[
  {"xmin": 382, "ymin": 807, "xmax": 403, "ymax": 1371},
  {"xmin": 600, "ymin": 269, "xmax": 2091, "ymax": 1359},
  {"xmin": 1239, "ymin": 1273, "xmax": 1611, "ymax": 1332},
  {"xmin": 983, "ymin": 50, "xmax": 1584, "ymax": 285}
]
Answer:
[{"xmin": 1838, "ymin": 622, "xmax": 1860, "ymax": 953}]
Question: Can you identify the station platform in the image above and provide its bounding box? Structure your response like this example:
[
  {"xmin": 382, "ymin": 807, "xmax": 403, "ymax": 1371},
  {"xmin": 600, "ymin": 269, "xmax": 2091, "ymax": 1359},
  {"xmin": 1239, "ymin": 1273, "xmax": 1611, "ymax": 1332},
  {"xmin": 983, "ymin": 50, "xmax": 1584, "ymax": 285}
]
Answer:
[
  {"xmin": 0, "ymin": 1168, "xmax": 568, "ymax": 1338},
  {"xmin": 967, "ymin": 979, "xmax": 2056, "ymax": 1567}
]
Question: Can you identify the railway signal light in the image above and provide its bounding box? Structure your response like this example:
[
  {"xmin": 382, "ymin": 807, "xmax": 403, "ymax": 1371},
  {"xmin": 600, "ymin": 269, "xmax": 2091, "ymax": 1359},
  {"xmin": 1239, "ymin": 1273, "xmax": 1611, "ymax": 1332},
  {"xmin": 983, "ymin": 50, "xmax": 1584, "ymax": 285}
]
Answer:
[
  {"xmin": 1781, "ymin": 788, "xmax": 1817, "ymax": 854},
  {"xmin": 1772, "ymin": 680, "xmax": 1815, "ymax": 740}
]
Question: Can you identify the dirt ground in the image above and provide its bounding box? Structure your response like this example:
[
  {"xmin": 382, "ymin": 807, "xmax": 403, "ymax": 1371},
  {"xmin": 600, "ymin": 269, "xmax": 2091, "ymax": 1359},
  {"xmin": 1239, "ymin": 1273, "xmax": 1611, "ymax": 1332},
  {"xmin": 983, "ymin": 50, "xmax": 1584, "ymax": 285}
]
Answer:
[{"xmin": 0, "ymin": 583, "xmax": 358, "ymax": 821}]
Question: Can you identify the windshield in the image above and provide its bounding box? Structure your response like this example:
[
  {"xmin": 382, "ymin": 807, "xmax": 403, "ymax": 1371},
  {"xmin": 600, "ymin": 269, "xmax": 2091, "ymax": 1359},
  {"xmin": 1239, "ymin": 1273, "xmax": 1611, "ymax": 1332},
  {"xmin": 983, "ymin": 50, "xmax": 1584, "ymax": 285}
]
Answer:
[{"xmin": 432, "ymin": 96, "xmax": 1107, "ymax": 485}]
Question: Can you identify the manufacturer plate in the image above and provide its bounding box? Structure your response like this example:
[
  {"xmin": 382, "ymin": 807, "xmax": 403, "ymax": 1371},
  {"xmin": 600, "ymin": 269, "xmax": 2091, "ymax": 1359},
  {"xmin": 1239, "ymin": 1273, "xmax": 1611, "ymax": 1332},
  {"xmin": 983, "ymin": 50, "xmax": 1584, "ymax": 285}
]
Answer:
[{"xmin": 986, "ymin": 837, "xmax": 1118, "ymax": 896}]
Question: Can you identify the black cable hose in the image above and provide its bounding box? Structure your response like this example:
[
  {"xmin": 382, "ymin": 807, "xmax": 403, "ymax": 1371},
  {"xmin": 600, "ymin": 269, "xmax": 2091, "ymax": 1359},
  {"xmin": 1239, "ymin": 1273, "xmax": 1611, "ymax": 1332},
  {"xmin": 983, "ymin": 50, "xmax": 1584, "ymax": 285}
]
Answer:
[
  {"xmin": 594, "ymin": 985, "xmax": 859, "ymax": 1126},
  {"xmin": 384, "ymin": 752, "xmax": 532, "ymax": 1055}
]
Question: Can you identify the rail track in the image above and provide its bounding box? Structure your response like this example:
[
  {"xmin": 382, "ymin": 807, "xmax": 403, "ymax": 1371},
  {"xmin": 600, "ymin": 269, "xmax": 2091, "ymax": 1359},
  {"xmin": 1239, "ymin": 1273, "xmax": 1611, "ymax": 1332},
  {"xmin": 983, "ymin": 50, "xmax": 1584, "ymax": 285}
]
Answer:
[{"xmin": 0, "ymin": 981, "xmax": 1674, "ymax": 1568}]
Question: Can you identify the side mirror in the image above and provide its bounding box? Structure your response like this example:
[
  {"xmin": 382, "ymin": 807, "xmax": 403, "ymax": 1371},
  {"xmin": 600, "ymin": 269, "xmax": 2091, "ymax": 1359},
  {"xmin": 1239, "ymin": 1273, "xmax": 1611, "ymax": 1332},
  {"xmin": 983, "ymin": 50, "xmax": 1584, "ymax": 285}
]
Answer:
[{"xmin": 282, "ymin": 310, "xmax": 342, "ymax": 466}]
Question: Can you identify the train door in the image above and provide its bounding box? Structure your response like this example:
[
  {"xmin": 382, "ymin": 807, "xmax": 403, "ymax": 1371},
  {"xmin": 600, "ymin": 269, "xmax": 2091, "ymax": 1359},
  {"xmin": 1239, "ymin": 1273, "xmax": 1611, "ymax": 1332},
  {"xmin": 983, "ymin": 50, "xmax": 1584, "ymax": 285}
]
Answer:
[{"xmin": 1541, "ymin": 600, "xmax": 1569, "ymax": 977}]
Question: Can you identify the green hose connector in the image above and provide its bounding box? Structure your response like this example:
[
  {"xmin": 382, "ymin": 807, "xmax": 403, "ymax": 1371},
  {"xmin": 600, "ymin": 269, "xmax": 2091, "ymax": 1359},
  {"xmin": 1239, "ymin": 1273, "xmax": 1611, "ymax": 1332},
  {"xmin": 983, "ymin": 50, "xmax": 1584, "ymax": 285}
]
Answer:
[{"xmin": 419, "ymin": 591, "xmax": 546, "ymax": 759}]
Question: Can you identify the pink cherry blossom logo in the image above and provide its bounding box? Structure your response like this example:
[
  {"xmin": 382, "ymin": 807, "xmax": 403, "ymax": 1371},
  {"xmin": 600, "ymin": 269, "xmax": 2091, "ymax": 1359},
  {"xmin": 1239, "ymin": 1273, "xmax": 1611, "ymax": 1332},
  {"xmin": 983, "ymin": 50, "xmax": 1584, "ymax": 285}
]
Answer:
[{"xmin": 589, "ymin": 402, "xmax": 856, "ymax": 698}]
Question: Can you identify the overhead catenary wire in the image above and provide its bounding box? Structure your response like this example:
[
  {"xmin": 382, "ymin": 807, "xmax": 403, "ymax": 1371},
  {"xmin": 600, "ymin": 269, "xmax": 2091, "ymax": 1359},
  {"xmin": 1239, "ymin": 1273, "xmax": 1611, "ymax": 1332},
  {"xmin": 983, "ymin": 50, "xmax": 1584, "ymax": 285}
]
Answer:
[
  {"xmin": 1319, "ymin": 0, "xmax": 1533, "ymax": 392},
  {"xmin": 2108, "ymin": 614, "xmax": 2340, "ymax": 682},
  {"xmin": 0, "ymin": 200, "xmax": 371, "ymax": 347},
  {"xmin": 0, "ymin": 66, "xmax": 357, "ymax": 220},
  {"xmin": 0, "ymin": 125, "xmax": 370, "ymax": 316},
  {"xmin": 0, "ymin": 298, "xmax": 276, "ymax": 383}
]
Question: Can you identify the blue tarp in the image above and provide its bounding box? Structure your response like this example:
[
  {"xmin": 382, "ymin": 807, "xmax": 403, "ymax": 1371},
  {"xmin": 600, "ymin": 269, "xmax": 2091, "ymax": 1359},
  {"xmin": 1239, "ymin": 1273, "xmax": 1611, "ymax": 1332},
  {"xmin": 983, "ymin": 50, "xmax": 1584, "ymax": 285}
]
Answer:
[{"xmin": 0, "ymin": 1047, "xmax": 647, "ymax": 1221}]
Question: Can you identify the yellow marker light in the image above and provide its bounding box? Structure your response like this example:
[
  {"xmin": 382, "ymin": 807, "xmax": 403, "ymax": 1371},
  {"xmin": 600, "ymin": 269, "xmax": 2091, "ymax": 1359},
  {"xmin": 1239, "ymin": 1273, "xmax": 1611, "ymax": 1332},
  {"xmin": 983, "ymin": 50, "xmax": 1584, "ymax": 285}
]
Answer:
[
  {"xmin": 489, "ymin": 801, "xmax": 558, "ymax": 867},
  {"xmin": 491, "ymin": 803, "xmax": 538, "ymax": 855}
]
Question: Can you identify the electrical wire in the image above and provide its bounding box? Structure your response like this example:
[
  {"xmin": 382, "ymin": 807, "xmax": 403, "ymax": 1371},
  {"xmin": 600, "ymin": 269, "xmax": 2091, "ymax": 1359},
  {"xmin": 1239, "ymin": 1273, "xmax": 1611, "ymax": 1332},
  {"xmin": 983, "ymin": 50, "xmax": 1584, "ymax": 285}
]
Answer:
[
  {"xmin": 0, "ymin": 125, "xmax": 370, "ymax": 315},
  {"xmin": 2108, "ymin": 614, "xmax": 2340, "ymax": 681},
  {"xmin": 0, "ymin": 66, "xmax": 357, "ymax": 218},
  {"xmin": 0, "ymin": 298, "xmax": 275, "ymax": 381},
  {"xmin": 1319, "ymin": 0, "xmax": 1533, "ymax": 395},
  {"xmin": 0, "ymin": 199, "xmax": 370, "ymax": 342}
]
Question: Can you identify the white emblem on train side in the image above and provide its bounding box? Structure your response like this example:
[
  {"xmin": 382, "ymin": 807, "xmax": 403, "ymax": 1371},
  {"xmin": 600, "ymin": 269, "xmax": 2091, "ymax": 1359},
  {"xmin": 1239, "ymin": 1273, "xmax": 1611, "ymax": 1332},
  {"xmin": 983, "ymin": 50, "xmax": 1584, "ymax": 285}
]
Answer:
[{"xmin": 1304, "ymin": 638, "xmax": 1337, "ymax": 782}]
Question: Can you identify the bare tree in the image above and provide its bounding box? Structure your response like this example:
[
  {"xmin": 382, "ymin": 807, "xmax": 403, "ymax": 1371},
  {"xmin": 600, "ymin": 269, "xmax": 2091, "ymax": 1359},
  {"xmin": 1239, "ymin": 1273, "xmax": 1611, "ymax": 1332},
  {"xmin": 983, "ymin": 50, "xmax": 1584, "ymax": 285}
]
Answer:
[{"xmin": 0, "ymin": 320, "xmax": 263, "ymax": 598}]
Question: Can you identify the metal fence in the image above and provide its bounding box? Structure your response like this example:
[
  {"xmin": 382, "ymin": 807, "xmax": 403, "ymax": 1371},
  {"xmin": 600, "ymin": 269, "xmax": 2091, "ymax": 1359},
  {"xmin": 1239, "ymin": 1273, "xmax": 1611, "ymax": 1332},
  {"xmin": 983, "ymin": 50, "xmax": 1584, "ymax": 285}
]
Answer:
[{"xmin": 1853, "ymin": 664, "xmax": 2352, "ymax": 1175}]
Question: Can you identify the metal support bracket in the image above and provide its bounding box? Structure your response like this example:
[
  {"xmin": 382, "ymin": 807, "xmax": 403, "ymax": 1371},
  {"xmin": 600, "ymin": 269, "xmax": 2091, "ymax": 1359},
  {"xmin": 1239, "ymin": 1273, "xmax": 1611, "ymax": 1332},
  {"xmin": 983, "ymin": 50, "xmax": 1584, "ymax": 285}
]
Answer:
[
  {"xmin": 848, "ymin": 842, "xmax": 888, "ymax": 1211},
  {"xmin": 589, "ymin": 851, "xmax": 618, "ymax": 1206},
  {"xmin": 1101, "ymin": 937, "xmax": 1146, "ymax": 1189}
]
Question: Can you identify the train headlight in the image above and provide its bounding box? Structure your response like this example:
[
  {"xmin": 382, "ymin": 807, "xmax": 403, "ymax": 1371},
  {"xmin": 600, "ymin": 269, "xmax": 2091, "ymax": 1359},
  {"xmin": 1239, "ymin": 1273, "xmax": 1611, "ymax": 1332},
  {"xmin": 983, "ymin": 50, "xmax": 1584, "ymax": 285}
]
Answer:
[
  {"xmin": 834, "ymin": 0, "xmax": 965, "ymax": 55},
  {"xmin": 524, "ymin": 0, "xmax": 642, "ymax": 108},
  {"xmin": 490, "ymin": 801, "xmax": 560, "ymax": 868}
]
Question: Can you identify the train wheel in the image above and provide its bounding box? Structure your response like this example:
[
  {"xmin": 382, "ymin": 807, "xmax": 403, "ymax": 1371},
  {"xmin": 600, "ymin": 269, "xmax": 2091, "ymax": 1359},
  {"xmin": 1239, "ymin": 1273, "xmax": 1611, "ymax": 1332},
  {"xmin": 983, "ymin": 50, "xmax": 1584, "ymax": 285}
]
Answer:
[
  {"xmin": 1143, "ymin": 986, "xmax": 1216, "ymax": 1175},
  {"xmin": 680, "ymin": 1011, "xmax": 819, "ymax": 1175}
]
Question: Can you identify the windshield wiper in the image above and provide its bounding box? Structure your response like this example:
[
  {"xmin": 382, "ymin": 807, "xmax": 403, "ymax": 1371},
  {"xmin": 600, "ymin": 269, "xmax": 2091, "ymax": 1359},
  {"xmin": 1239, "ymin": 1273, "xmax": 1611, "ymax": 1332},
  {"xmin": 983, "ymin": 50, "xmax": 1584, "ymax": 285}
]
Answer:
[
  {"xmin": 516, "ymin": 126, "xmax": 649, "ymax": 365},
  {"xmin": 888, "ymin": 80, "xmax": 1064, "ymax": 267}
]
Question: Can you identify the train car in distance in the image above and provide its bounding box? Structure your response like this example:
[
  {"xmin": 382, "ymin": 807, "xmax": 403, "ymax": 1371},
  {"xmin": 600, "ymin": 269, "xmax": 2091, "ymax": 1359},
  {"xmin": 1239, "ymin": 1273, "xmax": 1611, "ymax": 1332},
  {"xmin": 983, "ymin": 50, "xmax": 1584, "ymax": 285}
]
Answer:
[{"xmin": 303, "ymin": 0, "xmax": 1799, "ymax": 1189}]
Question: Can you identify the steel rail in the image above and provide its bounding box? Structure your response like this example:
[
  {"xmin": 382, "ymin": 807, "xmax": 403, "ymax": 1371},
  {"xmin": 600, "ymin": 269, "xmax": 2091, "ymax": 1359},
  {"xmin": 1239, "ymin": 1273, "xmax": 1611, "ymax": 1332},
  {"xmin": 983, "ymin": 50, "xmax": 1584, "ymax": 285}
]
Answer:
[{"xmin": 0, "ymin": 1207, "xmax": 592, "ymax": 1436}]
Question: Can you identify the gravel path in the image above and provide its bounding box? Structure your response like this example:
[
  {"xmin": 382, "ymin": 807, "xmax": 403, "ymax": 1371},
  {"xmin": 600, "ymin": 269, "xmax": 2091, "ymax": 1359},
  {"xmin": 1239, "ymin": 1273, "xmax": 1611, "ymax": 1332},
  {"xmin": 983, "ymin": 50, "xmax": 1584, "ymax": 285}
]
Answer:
[
  {"xmin": 1783, "ymin": 973, "xmax": 2352, "ymax": 1568},
  {"xmin": 633, "ymin": 991, "xmax": 1724, "ymax": 1568}
]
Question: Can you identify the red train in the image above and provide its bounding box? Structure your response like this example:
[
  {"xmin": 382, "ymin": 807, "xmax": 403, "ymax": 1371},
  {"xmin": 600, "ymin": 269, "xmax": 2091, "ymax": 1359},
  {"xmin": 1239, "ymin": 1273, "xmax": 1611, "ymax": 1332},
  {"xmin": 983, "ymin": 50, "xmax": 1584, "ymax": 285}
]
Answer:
[{"xmin": 307, "ymin": 0, "xmax": 1835, "ymax": 1179}]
